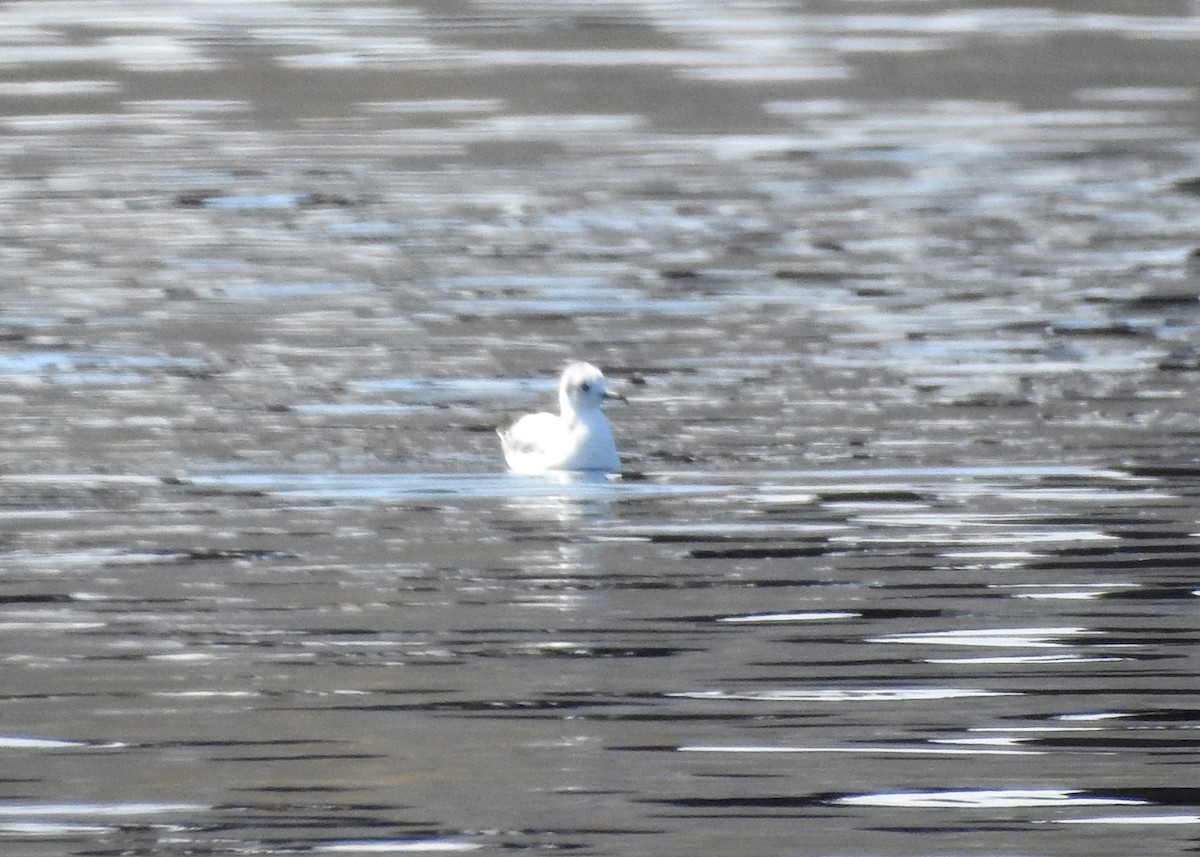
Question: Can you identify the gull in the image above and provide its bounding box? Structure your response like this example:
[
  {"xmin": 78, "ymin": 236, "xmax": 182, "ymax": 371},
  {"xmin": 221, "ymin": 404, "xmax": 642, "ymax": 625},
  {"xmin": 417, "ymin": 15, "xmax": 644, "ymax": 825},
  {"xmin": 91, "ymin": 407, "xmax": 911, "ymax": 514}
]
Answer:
[{"xmin": 499, "ymin": 362, "xmax": 623, "ymax": 474}]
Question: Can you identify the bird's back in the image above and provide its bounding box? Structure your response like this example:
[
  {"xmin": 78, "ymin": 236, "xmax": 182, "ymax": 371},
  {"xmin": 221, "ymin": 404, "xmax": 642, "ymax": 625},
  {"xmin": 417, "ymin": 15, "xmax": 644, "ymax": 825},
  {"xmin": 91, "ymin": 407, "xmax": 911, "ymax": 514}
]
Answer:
[
  {"xmin": 499, "ymin": 411, "xmax": 564, "ymax": 473},
  {"xmin": 499, "ymin": 409, "xmax": 618, "ymax": 473}
]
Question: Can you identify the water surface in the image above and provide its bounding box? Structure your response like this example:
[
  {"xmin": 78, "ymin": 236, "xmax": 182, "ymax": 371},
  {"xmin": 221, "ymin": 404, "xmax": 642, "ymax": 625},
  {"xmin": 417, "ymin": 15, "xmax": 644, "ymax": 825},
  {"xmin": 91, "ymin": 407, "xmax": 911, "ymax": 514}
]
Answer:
[{"xmin": 2, "ymin": 1, "xmax": 1200, "ymax": 855}]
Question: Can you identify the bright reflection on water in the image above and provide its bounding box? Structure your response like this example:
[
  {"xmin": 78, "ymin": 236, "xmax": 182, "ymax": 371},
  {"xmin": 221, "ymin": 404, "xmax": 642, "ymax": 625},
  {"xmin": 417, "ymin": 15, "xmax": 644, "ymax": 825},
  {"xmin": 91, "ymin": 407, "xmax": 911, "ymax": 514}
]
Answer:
[
  {"xmin": 836, "ymin": 789, "xmax": 1145, "ymax": 808},
  {"xmin": 3, "ymin": 0, "xmax": 1200, "ymax": 855}
]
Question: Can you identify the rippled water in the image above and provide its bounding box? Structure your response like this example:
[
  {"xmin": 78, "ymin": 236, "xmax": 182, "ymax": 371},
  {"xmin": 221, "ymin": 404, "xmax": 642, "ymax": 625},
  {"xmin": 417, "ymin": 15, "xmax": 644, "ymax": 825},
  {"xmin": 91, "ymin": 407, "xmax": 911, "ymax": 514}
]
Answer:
[{"xmin": 3, "ymin": 1, "xmax": 1200, "ymax": 855}]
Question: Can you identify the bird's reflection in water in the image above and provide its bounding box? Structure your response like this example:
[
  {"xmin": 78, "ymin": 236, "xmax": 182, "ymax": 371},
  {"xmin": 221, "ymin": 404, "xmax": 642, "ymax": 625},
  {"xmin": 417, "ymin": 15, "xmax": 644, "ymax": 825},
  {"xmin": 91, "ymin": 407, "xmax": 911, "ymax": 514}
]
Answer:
[{"xmin": 496, "ymin": 473, "xmax": 621, "ymax": 612}]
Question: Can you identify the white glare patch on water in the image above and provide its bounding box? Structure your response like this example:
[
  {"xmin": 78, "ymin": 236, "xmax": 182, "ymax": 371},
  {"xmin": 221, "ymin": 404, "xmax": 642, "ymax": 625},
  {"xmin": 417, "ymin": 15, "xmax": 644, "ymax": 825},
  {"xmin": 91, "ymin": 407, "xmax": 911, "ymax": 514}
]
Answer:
[
  {"xmin": 128, "ymin": 99, "xmax": 248, "ymax": 115},
  {"xmin": 1076, "ymin": 86, "xmax": 1197, "ymax": 102},
  {"xmin": 151, "ymin": 690, "xmax": 260, "ymax": 699},
  {"xmin": 1008, "ymin": 583, "xmax": 1139, "ymax": 600},
  {"xmin": 617, "ymin": 522, "xmax": 838, "ymax": 539},
  {"xmin": 932, "ymin": 736, "xmax": 1030, "ymax": 747},
  {"xmin": 869, "ymin": 627, "xmax": 1102, "ymax": 648},
  {"xmin": 362, "ymin": 98, "xmax": 505, "ymax": 114},
  {"xmin": 201, "ymin": 193, "xmax": 306, "ymax": 210},
  {"xmin": 1054, "ymin": 815, "xmax": 1200, "ymax": 825},
  {"xmin": 669, "ymin": 688, "xmax": 1016, "ymax": 702},
  {"xmin": 972, "ymin": 726, "xmax": 1104, "ymax": 734},
  {"xmin": 0, "ymin": 821, "xmax": 112, "ymax": 835},
  {"xmin": 823, "ymin": 500, "xmax": 931, "ymax": 512},
  {"xmin": 679, "ymin": 744, "xmax": 1036, "ymax": 756},
  {"xmin": 0, "ymin": 736, "xmax": 87, "ymax": 749},
  {"xmin": 317, "ymin": 841, "xmax": 482, "ymax": 853},
  {"xmin": 926, "ymin": 653, "xmax": 1129, "ymax": 665},
  {"xmin": 0, "ymin": 474, "xmax": 164, "ymax": 488},
  {"xmin": 0, "ymin": 622, "xmax": 106, "ymax": 632},
  {"xmin": 836, "ymin": 525, "xmax": 1118, "ymax": 545},
  {"xmin": 717, "ymin": 611, "xmax": 860, "ymax": 623},
  {"xmin": 148, "ymin": 652, "xmax": 220, "ymax": 662},
  {"xmin": 991, "ymin": 487, "xmax": 1177, "ymax": 503},
  {"xmin": 0, "ymin": 80, "xmax": 118, "ymax": 96},
  {"xmin": 1, "ymin": 548, "xmax": 180, "ymax": 567},
  {"xmin": 1008, "ymin": 588, "xmax": 1108, "ymax": 600},
  {"xmin": 750, "ymin": 492, "xmax": 820, "ymax": 505},
  {"xmin": 942, "ymin": 550, "xmax": 1042, "ymax": 559},
  {"xmin": 836, "ymin": 789, "xmax": 1146, "ymax": 809},
  {"xmin": 0, "ymin": 802, "xmax": 204, "ymax": 817},
  {"xmin": 459, "ymin": 112, "xmax": 644, "ymax": 137}
]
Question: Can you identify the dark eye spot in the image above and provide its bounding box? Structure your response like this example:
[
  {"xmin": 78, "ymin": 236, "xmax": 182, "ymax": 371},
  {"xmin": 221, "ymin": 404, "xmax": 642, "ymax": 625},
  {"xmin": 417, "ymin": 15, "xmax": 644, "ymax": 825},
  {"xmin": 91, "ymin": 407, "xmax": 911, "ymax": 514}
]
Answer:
[{"xmin": 580, "ymin": 382, "xmax": 591, "ymax": 392}]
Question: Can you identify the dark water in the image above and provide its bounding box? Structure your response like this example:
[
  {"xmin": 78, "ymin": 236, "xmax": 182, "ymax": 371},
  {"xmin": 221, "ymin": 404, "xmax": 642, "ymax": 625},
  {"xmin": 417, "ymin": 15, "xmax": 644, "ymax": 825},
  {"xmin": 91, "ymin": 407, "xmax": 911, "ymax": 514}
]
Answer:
[{"xmin": 3, "ymin": 2, "xmax": 1200, "ymax": 855}]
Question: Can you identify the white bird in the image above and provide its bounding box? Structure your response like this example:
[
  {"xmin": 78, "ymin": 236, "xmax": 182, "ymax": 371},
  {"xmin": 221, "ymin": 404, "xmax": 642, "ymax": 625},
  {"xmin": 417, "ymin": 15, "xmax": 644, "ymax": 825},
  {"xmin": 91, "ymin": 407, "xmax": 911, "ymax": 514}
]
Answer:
[{"xmin": 499, "ymin": 362, "xmax": 624, "ymax": 474}]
